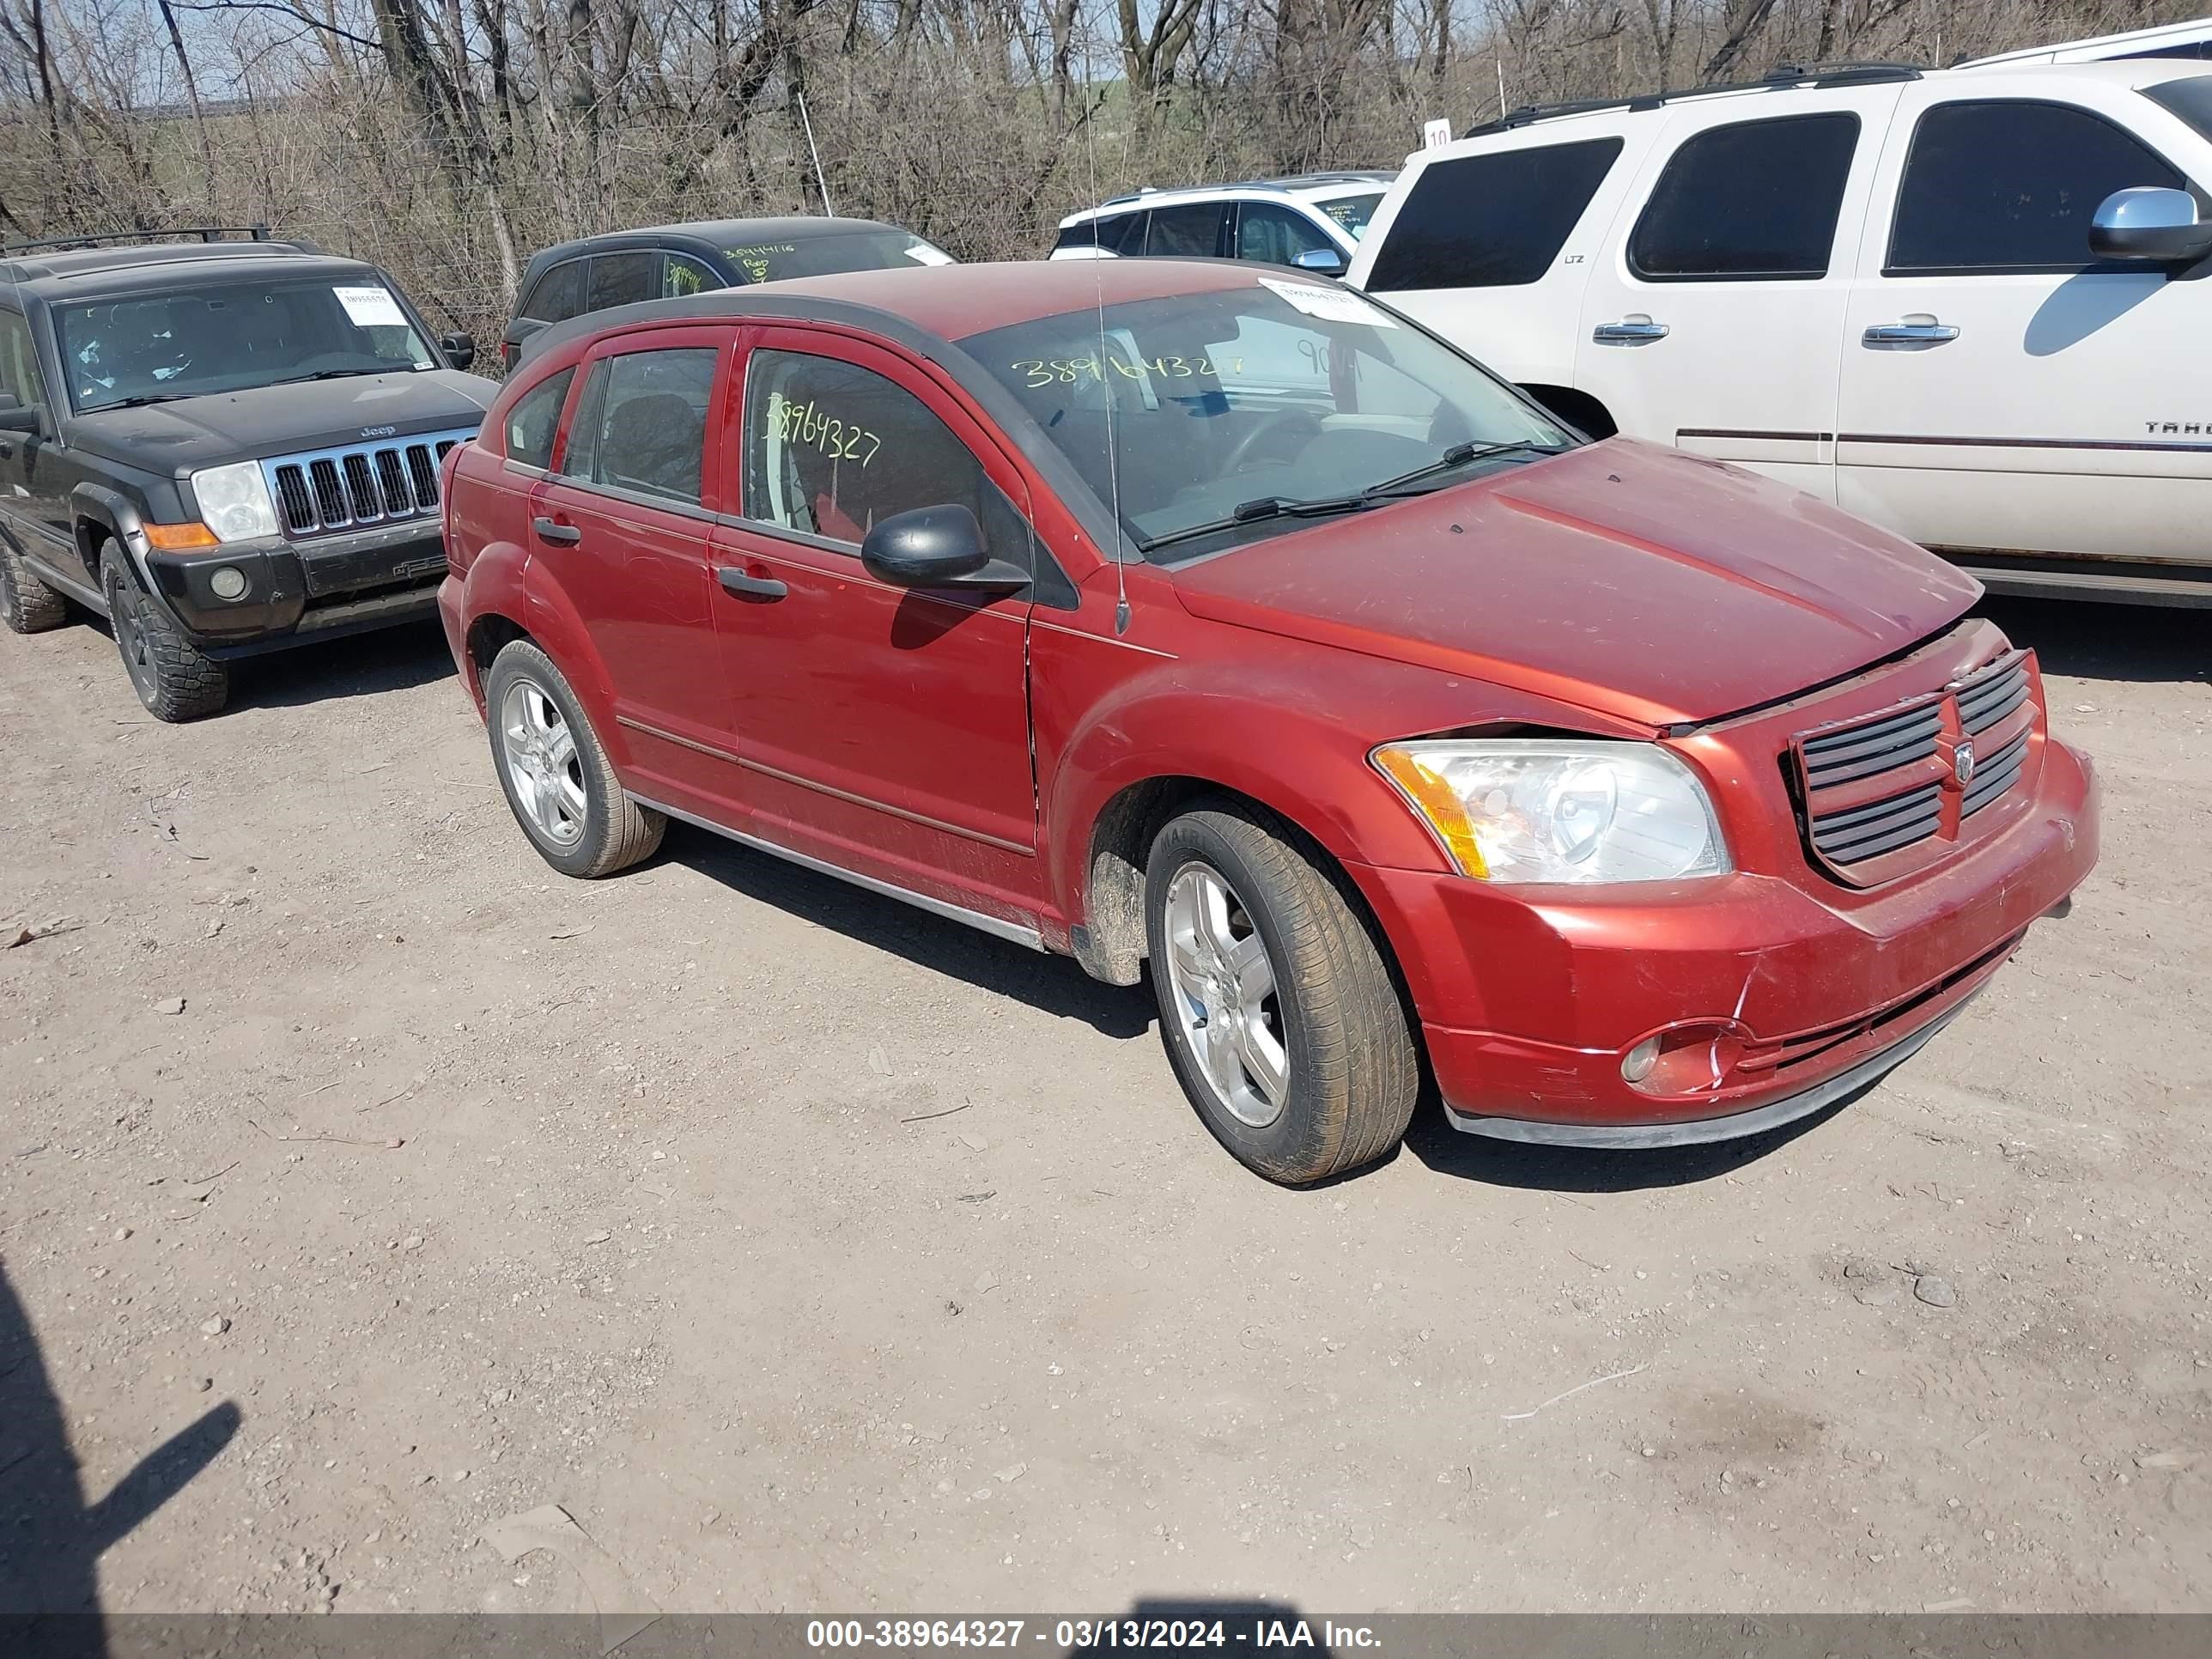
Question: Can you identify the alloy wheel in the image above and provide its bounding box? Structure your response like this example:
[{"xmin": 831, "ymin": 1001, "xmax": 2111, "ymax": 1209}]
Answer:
[
  {"xmin": 1162, "ymin": 861, "xmax": 1289, "ymax": 1128},
  {"xmin": 499, "ymin": 677, "xmax": 587, "ymax": 848}
]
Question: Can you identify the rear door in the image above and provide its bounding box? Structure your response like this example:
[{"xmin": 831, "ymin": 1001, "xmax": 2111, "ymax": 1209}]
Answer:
[
  {"xmin": 529, "ymin": 326, "xmax": 736, "ymax": 809},
  {"xmin": 1834, "ymin": 78, "xmax": 2212, "ymax": 562},
  {"xmin": 705, "ymin": 326, "xmax": 1046, "ymax": 922},
  {"xmin": 1571, "ymin": 88, "xmax": 1903, "ymax": 497}
]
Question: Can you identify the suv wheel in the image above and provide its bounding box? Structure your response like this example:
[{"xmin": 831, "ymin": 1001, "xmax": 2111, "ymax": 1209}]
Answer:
[
  {"xmin": 0, "ymin": 533, "xmax": 69, "ymax": 634},
  {"xmin": 100, "ymin": 551, "xmax": 229, "ymax": 720},
  {"xmin": 484, "ymin": 640, "xmax": 665, "ymax": 878},
  {"xmin": 1145, "ymin": 801, "xmax": 1419, "ymax": 1184}
]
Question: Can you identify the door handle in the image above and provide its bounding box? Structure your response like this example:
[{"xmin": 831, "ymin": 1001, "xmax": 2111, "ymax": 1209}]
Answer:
[
  {"xmin": 531, "ymin": 516, "xmax": 581, "ymax": 546},
  {"xmin": 717, "ymin": 566, "xmax": 787, "ymax": 601},
  {"xmin": 1591, "ymin": 316, "xmax": 1669, "ymax": 345},
  {"xmin": 1862, "ymin": 319, "xmax": 1959, "ymax": 348}
]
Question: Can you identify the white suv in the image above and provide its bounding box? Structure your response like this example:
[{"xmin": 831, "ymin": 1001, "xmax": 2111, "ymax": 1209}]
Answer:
[
  {"xmin": 1347, "ymin": 55, "xmax": 2212, "ymax": 606},
  {"xmin": 1049, "ymin": 173, "xmax": 1395, "ymax": 276}
]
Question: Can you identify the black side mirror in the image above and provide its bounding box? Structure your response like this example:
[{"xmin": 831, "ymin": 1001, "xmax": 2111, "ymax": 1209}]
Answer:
[
  {"xmin": 440, "ymin": 331, "xmax": 477, "ymax": 371},
  {"xmin": 860, "ymin": 504, "xmax": 1024, "ymax": 589},
  {"xmin": 2088, "ymin": 187, "xmax": 2212, "ymax": 264}
]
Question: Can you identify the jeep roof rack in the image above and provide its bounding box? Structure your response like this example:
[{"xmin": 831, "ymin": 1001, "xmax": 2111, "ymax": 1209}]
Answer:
[
  {"xmin": 1470, "ymin": 60, "xmax": 1923, "ymax": 137},
  {"xmin": 0, "ymin": 223, "xmax": 285, "ymax": 255}
]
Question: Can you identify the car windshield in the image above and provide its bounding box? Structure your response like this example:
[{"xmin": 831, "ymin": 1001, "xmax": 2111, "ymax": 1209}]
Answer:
[
  {"xmin": 2144, "ymin": 74, "xmax": 2212, "ymax": 143},
  {"xmin": 58, "ymin": 275, "xmax": 436, "ymax": 414},
  {"xmin": 725, "ymin": 230, "xmax": 955, "ymax": 284},
  {"xmin": 1316, "ymin": 191, "xmax": 1386, "ymax": 240},
  {"xmin": 964, "ymin": 278, "xmax": 1573, "ymax": 561}
]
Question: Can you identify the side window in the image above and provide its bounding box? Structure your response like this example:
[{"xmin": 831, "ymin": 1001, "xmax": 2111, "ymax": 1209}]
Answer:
[
  {"xmin": 1235, "ymin": 204, "xmax": 1335, "ymax": 267},
  {"xmin": 1629, "ymin": 112, "xmax": 1861, "ymax": 280},
  {"xmin": 740, "ymin": 348, "xmax": 1030, "ymax": 569},
  {"xmin": 502, "ymin": 366, "xmax": 574, "ymax": 468},
  {"xmin": 664, "ymin": 254, "xmax": 719, "ymax": 297},
  {"xmin": 1364, "ymin": 137, "xmax": 1623, "ymax": 289},
  {"xmin": 522, "ymin": 259, "xmax": 587, "ymax": 325},
  {"xmin": 559, "ymin": 347, "xmax": 716, "ymax": 505},
  {"xmin": 585, "ymin": 252, "xmax": 659, "ymax": 314},
  {"xmin": 1888, "ymin": 100, "xmax": 2186, "ymax": 273},
  {"xmin": 1054, "ymin": 212, "xmax": 1144, "ymax": 255},
  {"xmin": 0, "ymin": 309, "xmax": 51, "ymax": 413},
  {"xmin": 1145, "ymin": 203, "xmax": 1224, "ymax": 258}
]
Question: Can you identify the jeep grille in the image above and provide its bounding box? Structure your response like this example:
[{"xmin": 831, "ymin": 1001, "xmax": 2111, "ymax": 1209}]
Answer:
[{"xmin": 260, "ymin": 427, "xmax": 477, "ymax": 538}]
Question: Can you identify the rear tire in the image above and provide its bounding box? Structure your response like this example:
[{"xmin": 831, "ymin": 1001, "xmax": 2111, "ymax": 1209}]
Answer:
[
  {"xmin": 100, "ymin": 551, "xmax": 228, "ymax": 721},
  {"xmin": 0, "ymin": 533, "xmax": 69, "ymax": 634},
  {"xmin": 1145, "ymin": 800, "xmax": 1419, "ymax": 1184},
  {"xmin": 483, "ymin": 639, "xmax": 664, "ymax": 878}
]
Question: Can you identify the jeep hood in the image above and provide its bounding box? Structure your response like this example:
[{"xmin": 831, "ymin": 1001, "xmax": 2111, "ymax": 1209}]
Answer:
[
  {"xmin": 64, "ymin": 369, "xmax": 495, "ymax": 477},
  {"xmin": 1166, "ymin": 438, "xmax": 1981, "ymax": 730}
]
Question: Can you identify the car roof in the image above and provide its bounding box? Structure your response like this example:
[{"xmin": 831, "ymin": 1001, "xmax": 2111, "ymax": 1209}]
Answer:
[
  {"xmin": 1061, "ymin": 173, "xmax": 1395, "ymax": 225},
  {"xmin": 1, "ymin": 243, "xmax": 382, "ymax": 299},
  {"xmin": 524, "ymin": 216, "xmax": 920, "ymax": 270}
]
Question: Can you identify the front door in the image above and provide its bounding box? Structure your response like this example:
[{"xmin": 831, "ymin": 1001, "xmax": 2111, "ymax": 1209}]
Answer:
[
  {"xmin": 706, "ymin": 328, "xmax": 1042, "ymax": 925},
  {"xmin": 530, "ymin": 328, "xmax": 734, "ymax": 808},
  {"xmin": 1572, "ymin": 88, "xmax": 1902, "ymax": 498},
  {"xmin": 0, "ymin": 307, "xmax": 77, "ymax": 578},
  {"xmin": 1835, "ymin": 87, "xmax": 2212, "ymax": 563}
]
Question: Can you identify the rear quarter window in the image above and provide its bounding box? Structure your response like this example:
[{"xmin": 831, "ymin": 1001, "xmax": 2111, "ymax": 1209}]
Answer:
[
  {"xmin": 502, "ymin": 367, "xmax": 574, "ymax": 468},
  {"xmin": 1365, "ymin": 137, "xmax": 1623, "ymax": 290}
]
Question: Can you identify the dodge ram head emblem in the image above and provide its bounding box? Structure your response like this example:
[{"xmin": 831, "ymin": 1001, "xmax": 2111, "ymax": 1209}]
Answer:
[{"xmin": 1954, "ymin": 742, "xmax": 1976, "ymax": 787}]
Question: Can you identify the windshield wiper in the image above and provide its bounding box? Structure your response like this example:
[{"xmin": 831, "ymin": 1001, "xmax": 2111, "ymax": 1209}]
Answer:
[
  {"xmin": 1363, "ymin": 439, "xmax": 1562, "ymax": 500},
  {"xmin": 1136, "ymin": 492, "xmax": 1371, "ymax": 554},
  {"xmin": 267, "ymin": 367, "xmax": 407, "ymax": 386},
  {"xmin": 90, "ymin": 392, "xmax": 190, "ymax": 410}
]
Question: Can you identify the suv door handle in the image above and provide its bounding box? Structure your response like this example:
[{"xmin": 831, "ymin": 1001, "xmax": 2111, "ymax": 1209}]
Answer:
[
  {"xmin": 1863, "ymin": 319, "xmax": 1960, "ymax": 347},
  {"xmin": 718, "ymin": 566, "xmax": 787, "ymax": 601},
  {"xmin": 1591, "ymin": 316, "xmax": 1669, "ymax": 345},
  {"xmin": 531, "ymin": 516, "xmax": 581, "ymax": 546}
]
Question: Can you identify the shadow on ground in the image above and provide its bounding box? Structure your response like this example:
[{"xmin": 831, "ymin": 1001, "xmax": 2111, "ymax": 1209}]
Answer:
[
  {"xmin": 231, "ymin": 619, "xmax": 456, "ymax": 711},
  {"xmin": 1976, "ymin": 593, "xmax": 2208, "ymax": 686},
  {"xmin": 0, "ymin": 1262, "xmax": 240, "ymax": 1644}
]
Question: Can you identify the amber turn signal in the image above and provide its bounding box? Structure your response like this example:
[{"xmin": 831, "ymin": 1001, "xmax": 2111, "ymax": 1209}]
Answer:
[{"xmin": 142, "ymin": 521, "xmax": 222, "ymax": 551}]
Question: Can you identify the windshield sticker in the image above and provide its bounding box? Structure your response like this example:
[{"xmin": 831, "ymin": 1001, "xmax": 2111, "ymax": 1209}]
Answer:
[
  {"xmin": 333, "ymin": 285, "xmax": 408, "ymax": 330},
  {"xmin": 902, "ymin": 244, "xmax": 955, "ymax": 266},
  {"xmin": 726, "ymin": 243, "xmax": 798, "ymax": 283},
  {"xmin": 1009, "ymin": 354, "xmax": 1244, "ymax": 389},
  {"xmin": 767, "ymin": 392, "xmax": 882, "ymax": 465},
  {"xmin": 1256, "ymin": 276, "xmax": 1396, "ymax": 328}
]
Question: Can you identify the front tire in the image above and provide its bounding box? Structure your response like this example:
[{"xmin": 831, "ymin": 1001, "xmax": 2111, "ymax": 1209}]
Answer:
[
  {"xmin": 100, "ymin": 551, "xmax": 228, "ymax": 721},
  {"xmin": 483, "ymin": 640, "xmax": 664, "ymax": 878},
  {"xmin": 1145, "ymin": 801, "xmax": 1419, "ymax": 1184},
  {"xmin": 1, "ymin": 533, "xmax": 70, "ymax": 634}
]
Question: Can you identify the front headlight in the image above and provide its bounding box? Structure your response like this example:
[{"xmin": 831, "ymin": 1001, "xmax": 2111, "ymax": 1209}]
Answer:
[
  {"xmin": 1373, "ymin": 738, "xmax": 1730, "ymax": 884},
  {"xmin": 187, "ymin": 461, "xmax": 279, "ymax": 543}
]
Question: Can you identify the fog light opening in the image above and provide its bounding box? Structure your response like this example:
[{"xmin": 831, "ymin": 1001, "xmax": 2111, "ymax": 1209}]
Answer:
[
  {"xmin": 210, "ymin": 566, "xmax": 250, "ymax": 602},
  {"xmin": 1621, "ymin": 1036, "xmax": 1662, "ymax": 1085}
]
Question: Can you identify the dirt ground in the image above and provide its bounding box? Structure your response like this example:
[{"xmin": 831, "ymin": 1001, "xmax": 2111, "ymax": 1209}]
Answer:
[{"xmin": 1, "ymin": 592, "xmax": 2207, "ymax": 1620}]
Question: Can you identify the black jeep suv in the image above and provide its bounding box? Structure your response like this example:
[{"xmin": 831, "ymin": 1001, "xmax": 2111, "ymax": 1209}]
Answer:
[{"xmin": 0, "ymin": 228, "xmax": 491, "ymax": 720}]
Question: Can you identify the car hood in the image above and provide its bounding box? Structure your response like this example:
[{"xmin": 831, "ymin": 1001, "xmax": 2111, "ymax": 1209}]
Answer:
[
  {"xmin": 1166, "ymin": 438, "xmax": 1981, "ymax": 730},
  {"xmin": 66, "ymin": 369, "xmax": 495, "ymax": 476}
]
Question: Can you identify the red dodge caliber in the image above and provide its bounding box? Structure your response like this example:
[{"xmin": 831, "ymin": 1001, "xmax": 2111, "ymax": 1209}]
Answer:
[{"xmin": 439, "ymin": 261, "xmax": 2096, "ymax": 1184}]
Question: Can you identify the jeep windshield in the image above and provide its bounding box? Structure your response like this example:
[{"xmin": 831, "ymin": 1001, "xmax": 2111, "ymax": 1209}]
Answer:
[
  {"xmin": 725, "ymin": 230, "xmax": 954, "ymax": 283},
  {"xmin": 964, "ymin": 278, "xmax": 1572, "ymax": 562},
  {"xmin": 58, "ymin": 276, "xmax": 438, "ymax": 415}
]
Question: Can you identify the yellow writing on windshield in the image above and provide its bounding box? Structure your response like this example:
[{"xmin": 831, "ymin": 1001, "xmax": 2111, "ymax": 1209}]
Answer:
[
  {"xmin": 767, "ymin": 392, "xmax": 882, "ymax": 466},
  {"xmin": 726, "ymin": 243, "xmax": 799, "ymax": 283}
]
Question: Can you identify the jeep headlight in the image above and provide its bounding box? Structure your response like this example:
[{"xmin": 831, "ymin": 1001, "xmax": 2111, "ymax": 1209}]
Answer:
[
  {"xmin": 1373, "ymin": 738, "xmax": 1730, "ymax": 884},
  {"xmin": 188, "ymin": 461, "xmax": 279, "ymax": 543}
]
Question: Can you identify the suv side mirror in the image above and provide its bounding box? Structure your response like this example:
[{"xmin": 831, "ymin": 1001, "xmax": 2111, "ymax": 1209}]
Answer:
[
  {"xmin": 1293, "ymin": 246, "xmax": 1348, "ymax": 276},
  {"xmin": 440, "ymin": 331, "xmax": 477, "ymax": 371},
  {"xmin": 0, "ymin": 393, "xmax": 39, "ymax": 435},
  {"xmin": 860, "ymin": 504, "xmax": 1024, "ymax": 589},
  {"xmin": 2089, "ymin": 187, "xmax": 2212, "ymax": 264}
]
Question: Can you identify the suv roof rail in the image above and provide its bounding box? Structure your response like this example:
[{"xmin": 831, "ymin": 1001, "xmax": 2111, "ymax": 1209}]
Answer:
[
  {"xmin": 0, "ymin": 223, "xmax": 291, "ymax": 255},
  {"xmin": 1470, "ymin": 60, "xmax": 1922, "ymax": 136}
]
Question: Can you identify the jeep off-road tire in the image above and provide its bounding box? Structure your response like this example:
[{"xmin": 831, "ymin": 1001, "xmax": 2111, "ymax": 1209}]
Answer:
[
  {"xmin": 0, "ymin": 532, "xmax": 68, "ymax": 634},
  {"xmin": 100, "ymin": 551, "xmax": 229, "ymax": 721},
  {"xmin": 483, "ymin": 639, "xmax": 664, "ymax": 879},
  {"xmin": 1145, "ymin": 799, "xmax": 1419, "ymax": 1185}
]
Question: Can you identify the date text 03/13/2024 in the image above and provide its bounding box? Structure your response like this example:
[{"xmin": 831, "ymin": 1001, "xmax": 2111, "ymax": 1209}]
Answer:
[{"xmin": 805, "ymin": 1619, "xmax": 1382, "ymax": 1650}]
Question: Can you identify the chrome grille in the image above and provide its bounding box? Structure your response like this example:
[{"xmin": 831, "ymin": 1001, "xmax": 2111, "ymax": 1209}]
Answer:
[
  {"xmin": 260, "ymin": 426, "xmax": 478, "ymax": 538},
  {"xmin": 1790, "ymin": 649, "xmax": 2039, "ymax": 881}
]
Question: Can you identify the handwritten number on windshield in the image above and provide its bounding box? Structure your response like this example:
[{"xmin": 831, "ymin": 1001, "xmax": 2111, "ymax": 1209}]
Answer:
[{"xmin": 1011, "ymin": 355, "xmax": 1243, "ymax": 388}]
